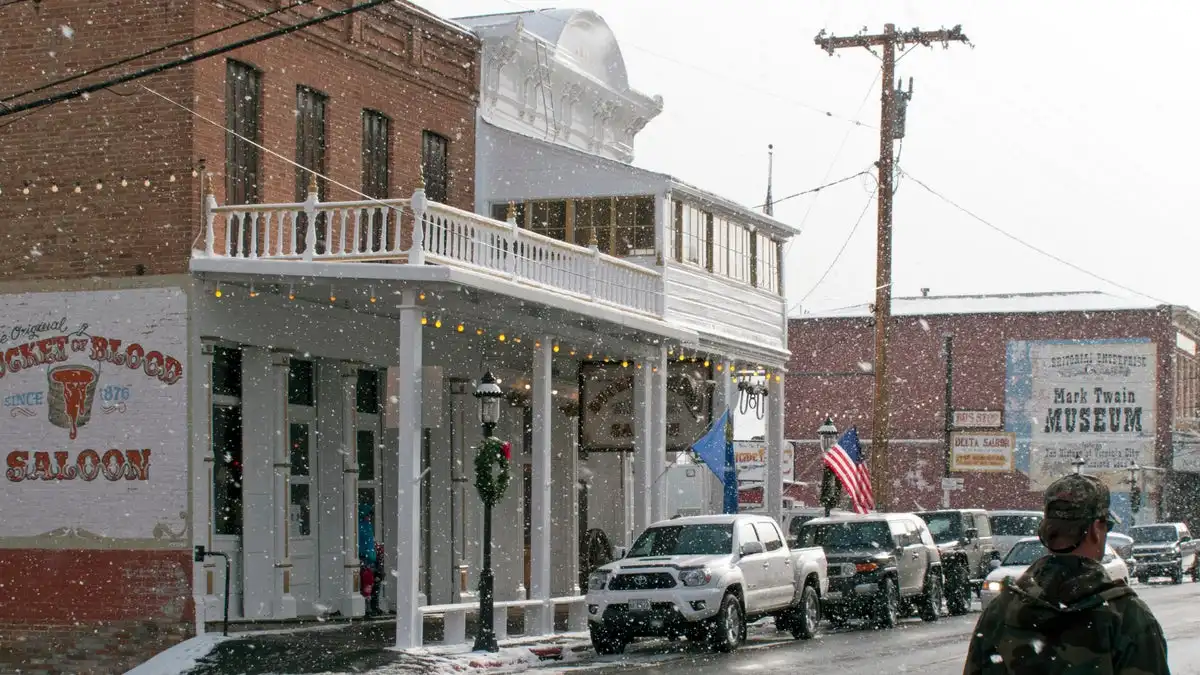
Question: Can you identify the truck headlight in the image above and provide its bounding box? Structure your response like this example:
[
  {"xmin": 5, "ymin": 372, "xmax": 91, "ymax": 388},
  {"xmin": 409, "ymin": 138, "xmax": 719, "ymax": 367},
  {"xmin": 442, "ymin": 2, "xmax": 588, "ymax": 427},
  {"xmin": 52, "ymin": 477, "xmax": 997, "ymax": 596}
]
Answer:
[
  {"xmin": 680, "ymin": 569, "xmax": 712, "ymax": 587},
  {"xmin": 985, "ymin": 581, "xmax": 1003, "ymax": 593},
  {"xmin": 588, "ymin": 571, "xmax": 609, "ymax": 591}
]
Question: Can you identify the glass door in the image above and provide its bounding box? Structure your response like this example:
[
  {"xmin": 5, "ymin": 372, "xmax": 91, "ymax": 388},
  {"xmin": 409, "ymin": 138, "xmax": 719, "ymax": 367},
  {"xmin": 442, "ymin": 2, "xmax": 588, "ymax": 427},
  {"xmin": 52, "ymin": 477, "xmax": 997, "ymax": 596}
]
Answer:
[{"xmin": 355, "ymin": 368, "xmax": 384, "ymax": 613}]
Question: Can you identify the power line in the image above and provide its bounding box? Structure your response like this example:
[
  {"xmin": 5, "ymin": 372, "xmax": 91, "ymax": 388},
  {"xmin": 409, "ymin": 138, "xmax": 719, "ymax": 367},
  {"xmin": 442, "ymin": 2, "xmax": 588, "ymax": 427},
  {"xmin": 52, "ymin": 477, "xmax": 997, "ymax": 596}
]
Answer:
[
  {"xmin": 790, "ymin": 183, "xmax": 879, "ymax": 314},
  {"xmin": 0, "ymin": 0, "xmax": 391, "ymax": 118},
  {"xmin": 491, "ymin": 0, "xmax": 875, "ymax": 130},
  {"xmin": 899, "ymin": 169, "xmax": 1172, "ymax": 306},
  {"xmin": 754, "ymin": 170, "xmax": 871, "ymax": 211},
  {"xmin": 2, "ymin": 0, "xmax": 314, "ymax": 105}
]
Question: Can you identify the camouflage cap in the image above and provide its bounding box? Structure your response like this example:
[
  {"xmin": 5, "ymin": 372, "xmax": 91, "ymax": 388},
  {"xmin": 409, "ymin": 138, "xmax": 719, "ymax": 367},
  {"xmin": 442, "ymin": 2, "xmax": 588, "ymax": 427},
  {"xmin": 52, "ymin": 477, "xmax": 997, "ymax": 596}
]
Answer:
[{"xmin": 1043, "ymin": 473, "xmax": 1118, "ymax": 524}]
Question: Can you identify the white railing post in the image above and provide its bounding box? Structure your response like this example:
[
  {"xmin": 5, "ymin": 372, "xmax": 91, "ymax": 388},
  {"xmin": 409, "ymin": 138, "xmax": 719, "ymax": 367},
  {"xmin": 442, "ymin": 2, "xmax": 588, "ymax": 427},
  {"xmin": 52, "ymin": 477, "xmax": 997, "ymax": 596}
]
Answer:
[
  {"xmin": 303, "ymin": 173, "xmax": 318, "ymax": 262},
  {"xmin": 588, "ymin": 245, "xmax": 600, "ymax": 300},
  {"xmin": 409, "ymin": 187, "xmax": 427, "ymax": 265},
  {"xmin": 204, "ymin": 183, "xmax": 218, "ymax": 256},
  {"xmin": 506, "ymin": 217, "xmax": 519, "ymax": 278}
]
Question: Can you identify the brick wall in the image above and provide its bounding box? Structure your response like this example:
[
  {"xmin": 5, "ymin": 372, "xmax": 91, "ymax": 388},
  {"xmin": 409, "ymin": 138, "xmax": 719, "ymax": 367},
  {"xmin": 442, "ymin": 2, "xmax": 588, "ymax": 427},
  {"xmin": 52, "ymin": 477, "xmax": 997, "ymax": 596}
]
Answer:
[
  {"xmin": 785, "ymin": 308, "xmax": 1176, "ymax": 513},
  {"xmin": 0, "ymin": 549, "xmax": 192, "ymax": 674},
  {"xmin": 0, "ymin": 0, "xmax": 479, "ymax": 280}
]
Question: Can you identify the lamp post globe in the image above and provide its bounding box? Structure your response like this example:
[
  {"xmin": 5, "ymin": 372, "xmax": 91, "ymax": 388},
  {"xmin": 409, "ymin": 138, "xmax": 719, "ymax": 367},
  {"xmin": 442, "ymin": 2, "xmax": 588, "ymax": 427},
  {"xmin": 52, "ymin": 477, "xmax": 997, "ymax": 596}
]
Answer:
[{"xmin": 475, "ymin": 370, "xmax": 503, "ymax": 437}]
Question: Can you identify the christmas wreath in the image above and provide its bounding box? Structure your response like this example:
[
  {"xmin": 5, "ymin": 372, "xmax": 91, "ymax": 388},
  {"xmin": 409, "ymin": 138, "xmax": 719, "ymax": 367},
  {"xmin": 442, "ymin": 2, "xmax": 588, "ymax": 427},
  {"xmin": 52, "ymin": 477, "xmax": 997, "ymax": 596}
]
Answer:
[{"xmin": 474, "ymin": 437, "xmax": 512, "ymax": 507}]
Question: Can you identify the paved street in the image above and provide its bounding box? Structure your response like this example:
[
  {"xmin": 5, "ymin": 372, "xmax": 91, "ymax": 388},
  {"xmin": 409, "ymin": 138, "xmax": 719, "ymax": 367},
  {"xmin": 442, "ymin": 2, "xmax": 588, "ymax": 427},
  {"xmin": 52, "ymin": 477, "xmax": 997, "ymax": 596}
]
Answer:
[{"xmin": 563, "ymin": 582, "xmax": 1200, "ymax": 674}]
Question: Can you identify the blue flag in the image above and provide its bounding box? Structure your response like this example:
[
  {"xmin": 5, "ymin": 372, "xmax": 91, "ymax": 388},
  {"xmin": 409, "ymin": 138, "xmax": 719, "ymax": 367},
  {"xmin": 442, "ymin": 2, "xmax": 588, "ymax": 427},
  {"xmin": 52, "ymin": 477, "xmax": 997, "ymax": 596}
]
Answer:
[{"xmin": 691, "ymin": 410, "xmax": 731, "ymax": 485}]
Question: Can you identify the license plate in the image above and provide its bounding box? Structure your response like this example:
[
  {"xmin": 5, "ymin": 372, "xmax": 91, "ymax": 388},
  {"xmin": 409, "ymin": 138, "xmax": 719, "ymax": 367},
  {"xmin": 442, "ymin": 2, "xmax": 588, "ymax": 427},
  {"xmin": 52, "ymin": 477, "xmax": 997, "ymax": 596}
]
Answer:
[
  {"xmin": 629, "ymin": 599, "xmax": 651, "ymax": 612},
  {"xmin": 824, "ymin": 591, "xmax": 842, "ymax": 600}
]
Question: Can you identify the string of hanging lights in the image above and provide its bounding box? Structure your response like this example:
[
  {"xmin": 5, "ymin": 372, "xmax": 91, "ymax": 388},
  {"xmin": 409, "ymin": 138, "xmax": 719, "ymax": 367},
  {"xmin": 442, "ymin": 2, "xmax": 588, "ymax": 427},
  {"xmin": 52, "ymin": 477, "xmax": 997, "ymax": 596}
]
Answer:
[{"xmin": 206, "ymin": 280, "xmax": 782, "ymax": 381}]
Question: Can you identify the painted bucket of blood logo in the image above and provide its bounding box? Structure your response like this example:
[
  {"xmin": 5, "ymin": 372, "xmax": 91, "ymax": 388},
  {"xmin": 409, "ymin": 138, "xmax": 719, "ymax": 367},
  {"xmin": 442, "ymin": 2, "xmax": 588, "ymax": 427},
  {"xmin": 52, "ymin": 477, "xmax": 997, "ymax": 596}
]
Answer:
[{"xmin": 47, "ymin": 364, "xmax": 100, "ymax": 440}]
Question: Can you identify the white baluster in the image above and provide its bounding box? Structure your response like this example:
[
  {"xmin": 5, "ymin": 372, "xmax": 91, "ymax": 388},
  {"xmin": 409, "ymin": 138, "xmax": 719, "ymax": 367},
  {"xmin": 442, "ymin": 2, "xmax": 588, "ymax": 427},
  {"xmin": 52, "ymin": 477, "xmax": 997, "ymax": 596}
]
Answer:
[
  {"xmin": 204, "ymin": 187, "xmax": 218, "ymax": 256},
  {"xmin": 303, "ymin": 174, "xmax": 318, "ymax": 261},
  {"xmin": 262, "ymin": 212, "xmax": 272, "ymax": 258},
  {"xmin": 249, "ymin": 213, "xmax": 259, "ymax": 259},
  {"xmin": 409, "ymin": 188, "xmax": 427, "ymax": 265},
  {"xmin": 223, "ymin": 213, "xmax": 232, "ymax": 258}
]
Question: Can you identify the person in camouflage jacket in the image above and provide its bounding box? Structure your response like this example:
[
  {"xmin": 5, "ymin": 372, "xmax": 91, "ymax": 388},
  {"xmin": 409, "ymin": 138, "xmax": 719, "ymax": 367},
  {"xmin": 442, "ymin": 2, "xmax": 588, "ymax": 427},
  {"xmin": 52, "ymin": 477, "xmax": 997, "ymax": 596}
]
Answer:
[{"xmin": 963, "ymin": 473, "xmax": 1170, "ymax": 674}]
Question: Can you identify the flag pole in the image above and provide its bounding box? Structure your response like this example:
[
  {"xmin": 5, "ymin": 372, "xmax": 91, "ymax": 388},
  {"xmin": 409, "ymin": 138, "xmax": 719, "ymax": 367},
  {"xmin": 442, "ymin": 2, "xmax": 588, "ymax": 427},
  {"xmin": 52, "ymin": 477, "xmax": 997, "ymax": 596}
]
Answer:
[{"xmin": 723, "ymin": 408, "xmax": 738, "ymax": 514}]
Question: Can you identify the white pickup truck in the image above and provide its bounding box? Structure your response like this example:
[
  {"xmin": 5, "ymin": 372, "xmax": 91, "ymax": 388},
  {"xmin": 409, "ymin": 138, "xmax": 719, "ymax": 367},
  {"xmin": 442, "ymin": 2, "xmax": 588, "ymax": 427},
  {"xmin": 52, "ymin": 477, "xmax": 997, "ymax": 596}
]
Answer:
[{"xmin": 584, "ymin": 514, "xmax": 828, "ymax": 654}]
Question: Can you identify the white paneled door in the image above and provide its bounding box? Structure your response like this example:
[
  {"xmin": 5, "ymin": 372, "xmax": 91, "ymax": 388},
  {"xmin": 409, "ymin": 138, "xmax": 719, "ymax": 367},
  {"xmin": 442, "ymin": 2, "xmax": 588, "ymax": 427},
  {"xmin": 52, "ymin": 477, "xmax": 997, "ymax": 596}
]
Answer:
[{"xmin": 289, "ymin": 406, "xmax": 319, "ymax": 615}]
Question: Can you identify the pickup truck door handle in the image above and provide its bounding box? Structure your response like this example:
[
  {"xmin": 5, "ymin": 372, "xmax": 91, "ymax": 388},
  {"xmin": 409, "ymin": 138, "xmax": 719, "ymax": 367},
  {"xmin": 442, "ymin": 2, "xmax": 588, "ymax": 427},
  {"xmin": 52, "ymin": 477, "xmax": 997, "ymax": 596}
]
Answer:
[
  {"xmin": 763, "ymin": 562, "xmax": 771, "ymax": 569},
  {"xmin": 911, "ymin": 551, "xmax": 920, "ymax": 559},
  {"xmin": 783, "ymin": 559, "xmax": 791, "ymax": 566}
]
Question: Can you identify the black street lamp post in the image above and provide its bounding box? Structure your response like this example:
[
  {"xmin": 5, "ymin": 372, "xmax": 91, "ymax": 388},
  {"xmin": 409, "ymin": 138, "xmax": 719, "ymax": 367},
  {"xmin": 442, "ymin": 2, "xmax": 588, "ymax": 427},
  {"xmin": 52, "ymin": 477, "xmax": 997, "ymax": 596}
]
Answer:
[
  {"xmin": 1127, "ymin": 461, "xmax": 1142, "ymax": 528},
  {"xmin": 817, "ymin": 417, "xmax": 840, "ymax": 517},
  {"xmin": 472, "ymin": 371, "xmax": 504, "ymax": 653}
]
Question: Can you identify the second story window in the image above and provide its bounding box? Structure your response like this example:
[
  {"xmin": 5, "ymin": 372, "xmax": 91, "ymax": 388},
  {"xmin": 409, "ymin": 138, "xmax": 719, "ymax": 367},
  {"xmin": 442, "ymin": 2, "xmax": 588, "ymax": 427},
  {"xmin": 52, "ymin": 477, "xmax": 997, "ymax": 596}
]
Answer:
[
  {"xmin": 295, "ymin": 86, "xmax": 328, "ymax": 253},
  {"xmin": 224, "ymin": 60, "xmax": 261, "ymax": 256},
  {"xmin": 756, "ymin": 232, "xmax": 779, "ymax": 293},
  {"xmin": 728, "ymin": 223, "xmax": 752, "ymax": 284},
  {"xmin": 678, "ymin": 202, "xmax": 709, "ymax": 268},
  {"xmin": 422, "ymin": 131, "xmax": 449, "ymax": 203},
  {"xmin": 362, "ymin": 110, "xmax": 390, "ymax": 252}
]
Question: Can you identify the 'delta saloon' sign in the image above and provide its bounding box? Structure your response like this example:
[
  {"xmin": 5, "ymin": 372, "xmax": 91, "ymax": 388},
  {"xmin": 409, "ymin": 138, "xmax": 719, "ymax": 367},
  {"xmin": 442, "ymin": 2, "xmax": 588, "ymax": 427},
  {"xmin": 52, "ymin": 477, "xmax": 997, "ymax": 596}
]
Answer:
[{"xmin": 0, "ymin": 288, "xmax": 188, "ymax": 544}]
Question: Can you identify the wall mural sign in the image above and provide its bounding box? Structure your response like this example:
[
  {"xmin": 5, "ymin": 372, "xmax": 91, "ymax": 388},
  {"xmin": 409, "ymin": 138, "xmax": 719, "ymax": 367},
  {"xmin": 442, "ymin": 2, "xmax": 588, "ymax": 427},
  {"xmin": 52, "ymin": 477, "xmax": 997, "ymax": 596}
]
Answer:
[
  {"xmin": 578, "ymin": 361, "xmax": 712, "ymax": 452},
  {"xmin": 1005, "ymin": 338, "xmax": 1156, "ymax": 492},
  {"xmin": 0, "ymin": 288, "xmax": 188, "ymax": 544}
]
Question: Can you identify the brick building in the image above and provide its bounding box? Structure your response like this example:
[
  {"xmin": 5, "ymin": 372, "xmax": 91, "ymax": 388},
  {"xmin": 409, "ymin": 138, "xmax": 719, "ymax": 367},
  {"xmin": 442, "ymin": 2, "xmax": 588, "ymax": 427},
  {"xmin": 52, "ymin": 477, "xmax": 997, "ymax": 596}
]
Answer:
[
  {"xmin": 0, "ymin": 1, "xmax": 478, "ymax": 672},
  {"xmin": 785, "ymin": 291, "xmax": 1200, "ymax": 530}
]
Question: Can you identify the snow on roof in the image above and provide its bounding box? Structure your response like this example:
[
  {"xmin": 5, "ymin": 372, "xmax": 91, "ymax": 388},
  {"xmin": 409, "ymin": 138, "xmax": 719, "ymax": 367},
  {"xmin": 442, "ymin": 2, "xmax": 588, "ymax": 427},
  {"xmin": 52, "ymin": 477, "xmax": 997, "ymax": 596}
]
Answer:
[{"xmin": 792, "ymin": 291, "xmax": 1163, "ymax": 320}]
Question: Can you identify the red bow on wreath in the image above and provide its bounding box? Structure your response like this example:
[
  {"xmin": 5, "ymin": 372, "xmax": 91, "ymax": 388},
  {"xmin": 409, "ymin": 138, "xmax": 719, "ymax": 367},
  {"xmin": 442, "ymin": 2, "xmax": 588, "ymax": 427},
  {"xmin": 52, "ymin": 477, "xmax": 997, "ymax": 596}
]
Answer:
[{"xmin": 501, "ymin": 441, "xmax": 512, "ymax": 461}]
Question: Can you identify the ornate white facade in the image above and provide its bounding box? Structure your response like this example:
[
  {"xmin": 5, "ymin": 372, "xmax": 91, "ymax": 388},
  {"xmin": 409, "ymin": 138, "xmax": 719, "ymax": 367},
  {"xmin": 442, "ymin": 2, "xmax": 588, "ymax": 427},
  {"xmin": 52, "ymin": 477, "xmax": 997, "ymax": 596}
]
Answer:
[{"xmin": 460, "ymin": 9, "xmax": 663, "ymax": 164}]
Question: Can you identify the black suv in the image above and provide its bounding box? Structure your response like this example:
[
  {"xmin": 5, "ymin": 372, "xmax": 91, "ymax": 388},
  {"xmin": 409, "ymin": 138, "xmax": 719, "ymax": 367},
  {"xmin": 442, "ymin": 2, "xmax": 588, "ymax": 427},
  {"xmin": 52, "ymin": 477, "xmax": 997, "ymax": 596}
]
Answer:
[
  {"xmin": 917, "ymin": 509, "xmax": 998, "ymax": 615},
  {"xmin": 797, "ymin": 513, "xmax": 943, "ymax": 629}
]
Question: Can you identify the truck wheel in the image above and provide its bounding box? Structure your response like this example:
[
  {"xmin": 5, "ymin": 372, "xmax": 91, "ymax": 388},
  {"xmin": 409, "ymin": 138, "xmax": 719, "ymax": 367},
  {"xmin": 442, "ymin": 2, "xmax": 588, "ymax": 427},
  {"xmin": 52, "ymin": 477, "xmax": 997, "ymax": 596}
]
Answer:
[
  {"xmin": 945, "ymin": 565, "xmax": 971, "ymax": 616},
  {"xmin": 589, "ymin": 623, "xmax": 627, "ymax": 655},
  {"xmin": 874, "ymin": 579, "xmax": 900, "ymax": 629},
  {"xmin": 710, "ymin": 593, "xmax": 744, "ymax": 653},
  {"xmin": 790, "ymin": 585, "xmax": 821, "ymax": 640},
  {"xmin": 918, "ymin": 572, "xmax": 943, "ymax": 622},
  {"xmin": 1192, "ymin": 562, "xmax": 1200, "ymax": 583}
]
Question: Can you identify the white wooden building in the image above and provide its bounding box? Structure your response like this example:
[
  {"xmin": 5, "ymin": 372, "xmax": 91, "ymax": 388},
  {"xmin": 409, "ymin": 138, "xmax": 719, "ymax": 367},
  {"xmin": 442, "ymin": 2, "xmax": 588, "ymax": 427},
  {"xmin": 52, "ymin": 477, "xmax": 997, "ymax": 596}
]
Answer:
[{"xmin": 189, "ymin": 8, "xmax": 797, "ymax": 648}]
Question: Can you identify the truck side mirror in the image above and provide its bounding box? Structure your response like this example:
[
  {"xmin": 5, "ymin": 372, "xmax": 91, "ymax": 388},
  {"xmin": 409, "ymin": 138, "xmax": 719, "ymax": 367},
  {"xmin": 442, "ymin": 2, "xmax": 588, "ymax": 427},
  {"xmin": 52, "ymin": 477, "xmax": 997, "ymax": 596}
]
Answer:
[
  {"xmin": 613, "ymin": 546, "xmax": 627, "ymax": 559},
  {"xmin": 740, "ymin": 541, "xmax": 765, "ymax": 557},
  {"xmin": 965, "ymin": 528, "xmax": 978, "ymax": 541}
]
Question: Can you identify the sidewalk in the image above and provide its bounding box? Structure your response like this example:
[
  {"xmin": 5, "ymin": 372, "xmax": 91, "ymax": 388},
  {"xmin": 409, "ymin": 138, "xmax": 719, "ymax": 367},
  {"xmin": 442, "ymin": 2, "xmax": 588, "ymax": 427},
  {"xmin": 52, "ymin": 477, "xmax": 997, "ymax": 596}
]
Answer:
[{"xmin": 160, "ymin": 620, "xmax": 592, "ymax": 675}]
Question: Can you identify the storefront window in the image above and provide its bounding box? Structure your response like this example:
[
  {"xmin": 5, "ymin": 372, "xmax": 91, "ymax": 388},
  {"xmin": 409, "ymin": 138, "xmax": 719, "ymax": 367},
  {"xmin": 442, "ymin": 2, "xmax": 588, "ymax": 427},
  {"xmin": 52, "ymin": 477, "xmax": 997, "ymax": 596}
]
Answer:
[
  {"xmin": 212, "ymin": 404, "xmax": 243, "ymax": 536},
  {"xmin": 212, "ymin": 347, "xmax": 242, "ymax": 398},
  {"xmin": 357, "ymin": 369, "xmax": 380, "ymax": 415},
  {"xmin": 288, "ymin": 359, "xmax": 314, "ymax": 406},
  {"xmin": 357, "ymin": 429, "xmax": 376, "ymax": 481}
]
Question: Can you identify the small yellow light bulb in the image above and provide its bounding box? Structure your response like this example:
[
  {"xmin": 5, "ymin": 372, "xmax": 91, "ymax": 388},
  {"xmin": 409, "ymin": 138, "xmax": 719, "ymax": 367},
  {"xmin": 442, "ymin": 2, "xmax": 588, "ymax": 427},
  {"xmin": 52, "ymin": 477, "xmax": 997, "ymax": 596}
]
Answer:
[
  {"xmin": 434, "ymin": 318, "xmax": 442, "ymax": 329},
  {"xmin": 421, "ymin": 316, "xmax": 428, "ymax": 326},
  {"xmin": 419, "ymin": 292, "xmax": 426, "ymax": 301},
  {"xmin": 330, "ymin": 294, "xmax": 336, "ymax": 302},
  {"xmin": 457, "ymin": 324, "xmax": 465, "ymax": 333},
  {"xmin": 498, "ymin": 334, "xmax": 506, "ymax": 342},
  {"xmin": 535, "ymin": 341, "xmax": 542, "ymax": 348},
  {"xmin": 214, "ymin": 288, "xmax": 222, "ymax": 298},
  {"xmin": 621, "ymin": 360, "xmax": 629, "ymax": 368},
  {"xmin": 369, "ymin": 296, "xmax": 377, "ymax": 303},
  {"xmin": 476, "ymin": 328, "xmax": 484, "ymax": 336},
  {"xmin": 704, "ymin": 360, "xmax": 711, "ymax": 367},
  {"xmin": 552, "ymin": 344, "xmax": 560, "ymax": 353}
]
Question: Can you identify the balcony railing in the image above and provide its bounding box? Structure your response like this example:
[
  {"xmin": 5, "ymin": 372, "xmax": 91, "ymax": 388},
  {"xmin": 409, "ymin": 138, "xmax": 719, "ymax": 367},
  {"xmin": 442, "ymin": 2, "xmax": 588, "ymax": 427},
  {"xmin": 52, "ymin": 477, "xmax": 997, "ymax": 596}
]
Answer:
[{"xmin": 200, "ymin": 185, "xmax": 664, "ymax": 317}]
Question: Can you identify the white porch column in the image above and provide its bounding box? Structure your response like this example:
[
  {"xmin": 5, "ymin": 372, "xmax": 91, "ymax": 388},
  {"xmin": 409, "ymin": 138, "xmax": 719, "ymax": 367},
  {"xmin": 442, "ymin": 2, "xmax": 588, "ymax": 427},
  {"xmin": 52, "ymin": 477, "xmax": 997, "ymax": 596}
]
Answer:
[
  {"xmin": 766, "ymin": 374, "xmax": 786, "ymax": 523},
  {"xmin": 340, "ymin": 364, "xmax": 366, "ymax": 616},
  {"xmin": 269, "ymin": 350, "xmax": 298, "ymax": 619},
  {"xmin": 632, "ymin": 361, "xmax": 653, "ymax": 534},
  {"xmin": 709, "ymin": 363, "xmax": 736, "ymax": 515},
  {"xmin": 394, "ymin": 290, "xmax": 425, "ymax": 650},
  {"xmin": 550, "ymin": 410, "xmax": 580, "ymax": 597},
  {"xmin": 527, "ymin": 337, "xmax": 554, "ymax": 635},
  {"xmin": 649, "ymin": 347, "xmax": 669, "ymax": 524},
  {"xmin": 191, "ymin": 339, "xmax": 216, "ymax": 631}
]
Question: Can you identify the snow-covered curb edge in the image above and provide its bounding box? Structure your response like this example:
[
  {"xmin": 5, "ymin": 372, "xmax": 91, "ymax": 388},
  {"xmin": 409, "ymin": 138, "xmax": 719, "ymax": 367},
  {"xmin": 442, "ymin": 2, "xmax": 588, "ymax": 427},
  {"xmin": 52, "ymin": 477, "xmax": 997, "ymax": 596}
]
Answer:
[{"xmin": 124, "ymin": 633, "xmax": 230, "ymax": 675}]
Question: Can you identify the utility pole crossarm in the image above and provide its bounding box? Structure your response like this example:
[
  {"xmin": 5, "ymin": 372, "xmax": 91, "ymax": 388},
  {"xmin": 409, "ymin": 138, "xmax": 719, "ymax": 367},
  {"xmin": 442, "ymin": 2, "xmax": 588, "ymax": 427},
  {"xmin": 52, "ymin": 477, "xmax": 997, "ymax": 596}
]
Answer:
[{"xmin": 814, "ymin": 26, "xmax": 969, "ymax": 53}]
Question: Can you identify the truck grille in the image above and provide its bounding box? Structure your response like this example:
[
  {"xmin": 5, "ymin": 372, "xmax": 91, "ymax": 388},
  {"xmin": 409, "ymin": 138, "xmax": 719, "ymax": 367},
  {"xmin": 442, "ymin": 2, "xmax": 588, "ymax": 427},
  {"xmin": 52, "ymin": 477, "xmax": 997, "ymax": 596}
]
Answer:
[{"xmin": 608, "ymin": 572, "xmax": 677, "ymax": 591}]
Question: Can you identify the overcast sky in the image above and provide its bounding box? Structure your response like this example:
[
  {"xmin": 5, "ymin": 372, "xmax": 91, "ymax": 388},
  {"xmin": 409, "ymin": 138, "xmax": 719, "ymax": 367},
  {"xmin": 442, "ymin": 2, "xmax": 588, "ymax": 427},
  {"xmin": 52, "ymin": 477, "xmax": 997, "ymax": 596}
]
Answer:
[{"xmin": 414, "ymin": 0, "xmax": 1200, "ymax": 316}]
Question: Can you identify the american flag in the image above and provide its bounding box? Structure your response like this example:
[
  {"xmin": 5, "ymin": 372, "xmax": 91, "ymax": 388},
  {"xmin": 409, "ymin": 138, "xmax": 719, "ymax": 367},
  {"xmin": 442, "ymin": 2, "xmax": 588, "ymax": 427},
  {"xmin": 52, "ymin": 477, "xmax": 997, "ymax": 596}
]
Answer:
[{"xmin": 823, "ymin": 427, "xmax": 876, "ymax": 514}]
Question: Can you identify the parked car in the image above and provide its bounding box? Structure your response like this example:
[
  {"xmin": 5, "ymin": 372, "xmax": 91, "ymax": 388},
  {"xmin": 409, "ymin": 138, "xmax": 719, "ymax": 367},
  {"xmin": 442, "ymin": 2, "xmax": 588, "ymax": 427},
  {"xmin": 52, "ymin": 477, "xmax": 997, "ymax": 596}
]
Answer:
[
  {"xmin": 1107, "ymin": 532, "xmax": 1137, "ymax": 579},
  {"xmin": 781, "ymin": 507, "xmax": 855, "ymax": 547},
  {"xmin": 916, "ymin": 509, "xmax": 998, "ymax": 616},
  {"xmin": 981, "ymin": 537, "xmax": 1129, "ymax": 609},
  {"xmin": 988, "ymin": 510, "xmax": 1044, "ymax": 559},
  {"xmin": 584, "ymin": 514, "xmax": 828, "ymax": 654},
  {"xmin": 796, "ymin": 513, "xmax": 943, "ymax": 629},
  {"xmin": 1129, "ymin": 523, "xmax": 1200, "ymax": 584}
]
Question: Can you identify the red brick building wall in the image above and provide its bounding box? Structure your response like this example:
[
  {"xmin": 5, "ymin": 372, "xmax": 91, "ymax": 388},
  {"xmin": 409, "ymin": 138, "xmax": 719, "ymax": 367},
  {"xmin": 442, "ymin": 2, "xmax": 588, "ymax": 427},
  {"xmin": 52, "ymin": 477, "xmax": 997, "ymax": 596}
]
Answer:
[
  {"xmin": 785, "ymin": 307, "xmax": 1181, "ymax": 516},
  {"xmin": 0, "ymin": 1, "xmax": 478, "ymax": 672}
]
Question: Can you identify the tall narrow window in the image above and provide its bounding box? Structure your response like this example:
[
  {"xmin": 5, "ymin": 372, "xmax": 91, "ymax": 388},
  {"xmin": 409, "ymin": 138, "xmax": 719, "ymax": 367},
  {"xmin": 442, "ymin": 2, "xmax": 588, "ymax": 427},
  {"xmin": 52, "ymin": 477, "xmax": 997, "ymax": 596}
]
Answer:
[
  {"xmin": 296, "ymin": 86, "xmax": 328, "ymax": 254},
  {"xmin": 756, "ymin": 232, "xmax": 779, "ymax": 293},
  {"xmin": 422, "ymin": 131, "xmax": 449, "ymax": 203},
  {"xmin": 225, "ymin": 60, "xmax": 261, "ymax": 256},
  {"xmin": 211, "ymin": 346, "xmax": 243, "ymax": 536},
  {"xmin": 362, "ymin": 110, "xmax": 390, "ymax": 252}
]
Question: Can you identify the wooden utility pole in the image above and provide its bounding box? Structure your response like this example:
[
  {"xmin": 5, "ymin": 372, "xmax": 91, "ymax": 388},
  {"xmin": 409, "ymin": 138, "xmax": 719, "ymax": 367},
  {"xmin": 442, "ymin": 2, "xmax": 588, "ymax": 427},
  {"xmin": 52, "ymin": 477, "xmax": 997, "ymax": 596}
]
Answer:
[{"xmin": 815, "ymin": 24, "xmax": 969, "ymax": 511}]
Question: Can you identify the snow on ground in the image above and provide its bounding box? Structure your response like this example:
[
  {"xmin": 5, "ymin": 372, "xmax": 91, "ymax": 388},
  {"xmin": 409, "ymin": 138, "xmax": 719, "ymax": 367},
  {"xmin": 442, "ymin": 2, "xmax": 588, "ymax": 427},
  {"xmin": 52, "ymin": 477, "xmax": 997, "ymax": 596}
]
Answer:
[
  {"xmin": 124, "ymin": 634, "xmax": 230, "ymax": 675},
  {"xmin": 366, "ymin": 633, "xmax": 593, "ymax": 674}
]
